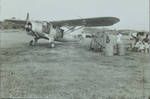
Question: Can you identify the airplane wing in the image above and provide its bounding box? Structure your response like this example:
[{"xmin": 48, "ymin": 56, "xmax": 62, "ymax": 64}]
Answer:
[
  {"xmin": 51, "ymin": 17, "xmax": 120, "ymax": 27},
  {"xmin": 4, "ymin": 16, "xmax": 120, "ymax": 29}
]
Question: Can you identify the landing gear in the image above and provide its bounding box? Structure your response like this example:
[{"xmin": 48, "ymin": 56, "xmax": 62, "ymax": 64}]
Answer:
[
  {"xmin": 29, "ymin": 38, "xmax": 38, "ymax": 46},
  {"xmin": 48, "ymin": 36, "xmax": 55, "ymax": 48},
  {"xmin": 28, "ymin": 36, "xmax": 56, "ymax": 48}
]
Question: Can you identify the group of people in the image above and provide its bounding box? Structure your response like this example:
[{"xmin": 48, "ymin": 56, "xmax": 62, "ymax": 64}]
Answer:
[
  {"xmin": 132, "ymin": 33, "xmax": 150, "ymax": 53},
  {"xmin": 87, "ymin": 31, "xmax": 149, "ymax": 55}
]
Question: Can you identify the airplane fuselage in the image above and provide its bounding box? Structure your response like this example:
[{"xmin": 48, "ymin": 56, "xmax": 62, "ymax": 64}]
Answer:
[{"xmin": 25, "ymin": 21, "xmax": 64, "ymax": 47}]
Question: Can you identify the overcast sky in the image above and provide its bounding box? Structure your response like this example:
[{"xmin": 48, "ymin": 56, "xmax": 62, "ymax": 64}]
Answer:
[{"xmin": 0, "ymin": 0, "xmax": 149, "ymax": 31}]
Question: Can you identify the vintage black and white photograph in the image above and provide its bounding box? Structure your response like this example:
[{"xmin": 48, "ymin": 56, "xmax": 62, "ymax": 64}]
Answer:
[{"xmin": 0, "ymin": 0, "xmax": 149, "ymax": 98}]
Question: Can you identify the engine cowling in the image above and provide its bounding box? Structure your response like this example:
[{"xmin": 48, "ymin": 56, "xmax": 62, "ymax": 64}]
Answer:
[
  {"xmin": 25, "ymin": 22, "xmax": 32, "ymax": 32},
  {"xmin": 25, "ymin": 21, "xmax": 51, "ymax": 34}
]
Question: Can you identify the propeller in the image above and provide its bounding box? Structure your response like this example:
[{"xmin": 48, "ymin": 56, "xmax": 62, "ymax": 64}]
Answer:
[{"xmin": 25, "ymin": 12, "xmax": 32, "ymax": 32}]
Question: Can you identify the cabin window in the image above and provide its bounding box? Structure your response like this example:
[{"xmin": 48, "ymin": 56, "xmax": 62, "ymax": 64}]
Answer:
[{"xmin": 42, "ymin": 22, "xmax": 50, "ymax": 34}]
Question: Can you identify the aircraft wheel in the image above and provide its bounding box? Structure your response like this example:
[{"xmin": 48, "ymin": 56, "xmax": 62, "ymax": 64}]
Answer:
[{"xmin": 50, "ymin": 42, "xmax": 55, "ymax": 48}]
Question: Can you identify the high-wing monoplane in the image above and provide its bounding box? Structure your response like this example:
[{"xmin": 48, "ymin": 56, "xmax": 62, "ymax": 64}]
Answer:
[{"xmin": 6, "ymin": 13, "xmax": 120, "ymax": 47}]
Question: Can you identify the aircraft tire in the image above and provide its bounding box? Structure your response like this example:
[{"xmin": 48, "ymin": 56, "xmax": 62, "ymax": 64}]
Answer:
[{"xmin": 50, "ymin": 42, "xmax": 55, "ymax": 48}]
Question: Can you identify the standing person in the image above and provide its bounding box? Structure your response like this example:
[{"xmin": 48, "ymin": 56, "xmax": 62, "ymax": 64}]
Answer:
[
  {"xmin": 134, "ymin": 40, "xmax": 141, "ymax": 52},
  {"xmin": 132, "ymin": 33, "xmax": 142, "ymax": 52},
  {"xmin": 131, "ymin": 32, "xmax": 139, "ymax": 51},
  {"xmin": 116, "ymin": 33, "xmax": 122, "ymax": 53},
  {"xmin": 143, "ymin": 34, "xmax": 150, "ymax": 53},
  {"xmin": 139, "ymin": 41, "xmax": 145, "ymax": 53},
  {"xmin": 116, "ymin": 32, "xmax": 122, "ymax": 44},
  {"xmin": 116, "ymin": 32, "xmax": 123, "ymax": 55},
  {"xmin": 104, "ymin": 32, "xmax": 114, "ymax": 56}
]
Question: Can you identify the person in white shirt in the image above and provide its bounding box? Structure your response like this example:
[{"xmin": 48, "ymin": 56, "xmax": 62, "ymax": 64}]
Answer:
[
  {"xmin": 115, "ymin": 32, "xmax": 124, "ymax": 55},
  {"xmin": 116, "ymin": 33, "xmax": 122, "ymax": 44}
]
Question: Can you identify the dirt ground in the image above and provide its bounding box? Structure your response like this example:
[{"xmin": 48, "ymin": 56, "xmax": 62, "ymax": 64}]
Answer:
[{"xmin": 0, "ymin": 30, "xmax": 150, "ymax": 99}]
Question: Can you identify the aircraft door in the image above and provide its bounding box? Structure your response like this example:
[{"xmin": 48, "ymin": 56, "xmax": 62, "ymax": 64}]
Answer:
[
  {"xmin": 55, "ymin": 27, "xmax": 64, "ymax": 40},
  {"xmin": 42, "ymin": 22, "xmax": 50, "ymax": 34}
]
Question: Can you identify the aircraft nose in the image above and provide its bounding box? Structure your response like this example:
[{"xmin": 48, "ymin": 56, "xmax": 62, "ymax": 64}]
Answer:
[{"xmin": 25, "ymin": 22, "xmax": 32, "ymax": 32}]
